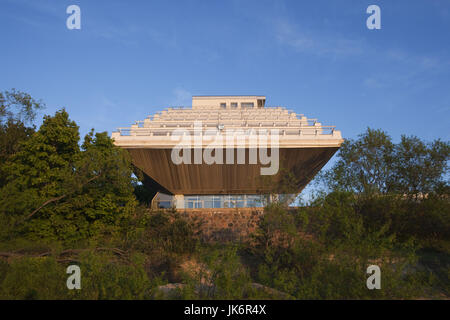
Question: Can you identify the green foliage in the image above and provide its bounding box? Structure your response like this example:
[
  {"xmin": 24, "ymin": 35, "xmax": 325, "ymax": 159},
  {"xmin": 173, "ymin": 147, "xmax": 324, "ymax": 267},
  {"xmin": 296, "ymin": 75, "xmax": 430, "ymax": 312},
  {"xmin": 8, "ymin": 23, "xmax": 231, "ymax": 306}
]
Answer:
[
  {"xmin": 0, "ymin": 109, "xmax": 81, "ymax": 240},
  {"xmin": 68, "ymin": 251, "xmax": 151, "ymax": 300},
  {"xmin": 0, "ymin": 257, "xmax": 67, "ymax": 300},
  {"xmin": 133, "ymin": 184, "xmax": 154, "ymax": 206},
  {"xmin": 127, "ymin": 210, "xmax": 199, "ymax": 255},
  {"xmin": 0, "ymin": 89, "xmax": 44, "ymax": 125},
  {"xmin": 0, "ymin": 89, "xmax": 45, "ymax": 187},
  {"xmin": 0, "ymin": 109, "xmax": 136, "ymax": 243},
  {"xmin": 357, "ymin": 193, "xmax": 450, "ymax": 243},
  {"xmin": 203, "ymin": 246, "xmax": 252, "ymax": 299},
  {"xmin": 246, "ymin": 191, "xmax": 441, "ymax": 299},
  {"xmin": 391, "ymin": 135, "xmax": 450, "ymax": 195},
  {"xmin": 323, "ymin": 128, "xmax": 449, "ymax": 195},
  {"xmin": 252, "ymin": 203, "xmax": 297, "ymax": 251},
  {"xmin": 0, "ymin": 253, "xmax": 153, "ymax": 300},
  {"xmin": 181, "ymin": 246, "xmax": 252, "ymax": 299},
  {"xmin": 324, "ymin": 128, "xmax": 395, "ymax": 194},
  {"xmin": 119, "ymin": 208, "xmax": 200, "ymax": 283},
  {"xmin": 0, "ymin": 120, "xmax": 35, "ymax": 184},
  {"xmin": 253, "ymin": 199, "xmax": 430, "ymax": 299}
]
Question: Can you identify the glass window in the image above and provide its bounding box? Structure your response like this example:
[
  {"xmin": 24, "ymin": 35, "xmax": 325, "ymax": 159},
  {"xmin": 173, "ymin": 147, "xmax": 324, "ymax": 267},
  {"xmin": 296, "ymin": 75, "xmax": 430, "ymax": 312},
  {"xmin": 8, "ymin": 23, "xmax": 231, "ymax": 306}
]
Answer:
[
  {"xmin": 223, "ymin": 195, "xmax": 231, "ymax": 208},
  {"xmin": 186, "ymin": 196, "xmax": 201, "ymax": 209},
  {"xmin": 158, "ymin": 201, "xmax": 172, "ymax": 209},
  {"xmin": 154, "ymin": 193, "xmax": 174, "ymax": 209},
  {"xmin": 246, "ymin": 195, "xmax": 265, "ymax": 207},
  {"xmin": 246, "ymin": 195, "xmax": 257, "ymax": 207},
  {"xmin": 226, "ymin": 195, "xmax": 244, "ymax": 208},
  {"xmin": 231, "ymin": 102, "xmax": 238, "ymax": 108},
  {"xmin": 181, "ymin": 194, "xmax": 274, "ymax": 209},
  {"xmin": 220, "ymin": 103, "xmax": 227, "ymax": 109},
  {"xmin": 241, "ymin": 102, "xmax": 254, "ymax": 108},
  {"xmin": 213, "ymin": 196, "xmax": 222, "ymax": 208},
  {"xmin": 234, "ymin": 195, "xmax": 245, "ymax": 208},
  {"xmin": 203, "ymin": 196, "xmax": 214, "ymax": 208}
]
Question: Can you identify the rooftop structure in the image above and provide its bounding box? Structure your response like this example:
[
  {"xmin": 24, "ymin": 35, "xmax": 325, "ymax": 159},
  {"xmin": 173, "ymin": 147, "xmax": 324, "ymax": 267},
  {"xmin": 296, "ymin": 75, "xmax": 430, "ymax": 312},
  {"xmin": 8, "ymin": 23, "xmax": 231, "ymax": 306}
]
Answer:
[
  {"xmin": 192, "ymin": 95, "xmax": 266, "ymax": 109},
  {"xmin": 112, "ymin": 96, "xmax": 343, "ymax": 209}
]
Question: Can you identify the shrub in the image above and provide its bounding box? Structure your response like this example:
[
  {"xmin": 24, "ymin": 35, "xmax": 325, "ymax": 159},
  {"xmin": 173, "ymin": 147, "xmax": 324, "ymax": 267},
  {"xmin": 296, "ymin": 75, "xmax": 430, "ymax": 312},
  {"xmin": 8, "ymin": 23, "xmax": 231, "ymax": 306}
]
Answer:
[
  {"xmin": 0, "ymin": 252, "xmax": 154, "ymax": 300},
  {"xmin": 0, "ymin": 257, "xmax": 68, "ymax": 300}
]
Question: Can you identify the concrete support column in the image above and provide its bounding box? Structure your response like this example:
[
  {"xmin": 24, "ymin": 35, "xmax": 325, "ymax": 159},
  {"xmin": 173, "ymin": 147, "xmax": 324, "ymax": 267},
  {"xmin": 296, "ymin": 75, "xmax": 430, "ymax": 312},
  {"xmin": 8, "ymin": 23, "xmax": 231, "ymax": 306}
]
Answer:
[{"xmin": 174, "ymin": 194, "xmax": 185, "ymax": 209}]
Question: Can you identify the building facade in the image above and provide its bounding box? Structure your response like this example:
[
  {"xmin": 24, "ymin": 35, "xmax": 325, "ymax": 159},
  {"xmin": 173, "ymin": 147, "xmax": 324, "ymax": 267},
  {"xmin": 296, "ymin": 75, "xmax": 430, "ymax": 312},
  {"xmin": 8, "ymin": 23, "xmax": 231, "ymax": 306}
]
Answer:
[{"xmin": 112, "ymin": 96, "xmax": 343, "ymax": 209}]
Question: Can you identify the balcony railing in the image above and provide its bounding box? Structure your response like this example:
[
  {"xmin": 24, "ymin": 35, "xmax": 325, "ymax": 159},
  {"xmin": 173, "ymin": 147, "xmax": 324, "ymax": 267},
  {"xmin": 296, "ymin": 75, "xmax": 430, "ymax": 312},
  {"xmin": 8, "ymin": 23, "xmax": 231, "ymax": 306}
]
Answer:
[
  {"xmin": 113, "ymin": 106, "xmax": 341, "ymax": 139},
  {"xmin": 113, "ymin": 125, "xmax": 338, "ymax": 137}
]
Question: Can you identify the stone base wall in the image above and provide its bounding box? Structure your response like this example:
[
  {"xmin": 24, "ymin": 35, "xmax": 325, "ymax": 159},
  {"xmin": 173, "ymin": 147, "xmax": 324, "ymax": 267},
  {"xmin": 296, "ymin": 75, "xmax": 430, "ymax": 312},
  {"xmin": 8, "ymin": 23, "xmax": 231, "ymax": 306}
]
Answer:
[{"xmin": 179, "ymin": 208, "xmax": 265, "ymax": 242}]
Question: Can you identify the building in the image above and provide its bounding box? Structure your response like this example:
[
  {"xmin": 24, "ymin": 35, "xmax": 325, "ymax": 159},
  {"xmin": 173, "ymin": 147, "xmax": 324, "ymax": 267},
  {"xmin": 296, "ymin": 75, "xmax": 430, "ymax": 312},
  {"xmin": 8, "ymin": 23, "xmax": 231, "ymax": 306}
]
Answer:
[{"xmin": 111, "ymin": 96, "xmax": 343, "ymax": 209}]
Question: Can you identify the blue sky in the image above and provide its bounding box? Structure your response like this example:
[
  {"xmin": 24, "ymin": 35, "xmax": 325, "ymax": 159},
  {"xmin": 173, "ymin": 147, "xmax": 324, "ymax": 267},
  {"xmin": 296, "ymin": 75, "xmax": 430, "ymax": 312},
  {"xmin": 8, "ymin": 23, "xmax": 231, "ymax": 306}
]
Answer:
[{"xmin": 1, "ymin": 0, "xmax": 449, "ymax": 146}]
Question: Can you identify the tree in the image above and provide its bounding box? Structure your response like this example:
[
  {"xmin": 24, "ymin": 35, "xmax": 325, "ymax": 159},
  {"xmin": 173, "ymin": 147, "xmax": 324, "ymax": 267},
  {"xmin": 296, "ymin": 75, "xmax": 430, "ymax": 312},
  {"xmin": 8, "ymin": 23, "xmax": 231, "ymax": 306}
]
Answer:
[
  {"xmin": 391, "ymin": 135, "xmax": 449, "ymax": 195},
  {"xmin": 0, "ymin": 89, "xmax": 44, "ymax": 125},
  {"xmin": 0, "ymin": 109, "xmax": 136, "ymax": 242},
  {"xmin": 73, "ymin": 129, "xmax": 137, "ymax": 237},
  {"xmin": 0, "ymin": 109, "xmax": 80, "ymax": 232},
  {"xmin": 323, "ymin": 128, "xmax": 449, "ymax": 195},
  {"xmin": 323, "ymin": 128, "xmax": 395, "ymax": 194},
  {"xmin": 0, "ymin": 89, "xmax": 45, "ymax": 187}
]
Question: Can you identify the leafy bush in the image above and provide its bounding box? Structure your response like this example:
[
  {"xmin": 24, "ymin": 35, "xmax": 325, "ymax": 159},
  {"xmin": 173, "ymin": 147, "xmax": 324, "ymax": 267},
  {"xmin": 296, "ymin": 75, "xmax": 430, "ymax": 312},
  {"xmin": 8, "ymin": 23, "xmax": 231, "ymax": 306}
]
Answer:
[
  {"xmin": 0, "ymin": 257, "xmax": 67, "ymax": 300},
  {"xmin": 68, "ymin": 251, "xmax": 152, "ymax": 300},
  {"xmin": 127, "ymin": 210, "xmax": 199, "ymax": 255},
  {"xmin": 180, "ymin": 245, "xmax": 252, "ymax": 299},
  {"xmin": 251, "ymin": 195, "xmax": 434, "ymax": 299},
  {"xmin": 0, "ymin": 110, "xmax": 136, "ymax": 243},
  {"xmin": 0, "ymin": 252, "xmax": 154, "ymax": 300}
]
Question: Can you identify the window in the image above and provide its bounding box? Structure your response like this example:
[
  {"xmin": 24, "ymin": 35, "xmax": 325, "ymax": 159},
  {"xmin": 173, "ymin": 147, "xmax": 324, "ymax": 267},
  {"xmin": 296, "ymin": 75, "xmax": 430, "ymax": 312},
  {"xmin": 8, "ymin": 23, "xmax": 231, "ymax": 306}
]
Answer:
[
  {"xmin": 246, "ymin": 195, "xmax": 264, "ymax": 207},
  {"xmin": 241, "ymin": 102, "xmax": 254, "ymax": 108},
  {"xmin": 234, "ymin": 195, "xmax": 245, "ymax": 208},
  {"xmin": 180, "ymin": 194, "xmax": 272, "ymax": 209},
  {"xmin": 213, "ymin": 196, "xmax": 222, "ymax": 208},
  {"xmin": 220, "ymin": 103, "xmax": 227, "ymax": 109},
  {"xmin": 158, "ymin": 201, "xmax": 172, "ymax": 209},
  {"xmin": 155, "ymin": 193, "xmax": 174, "ymax": 208},
  {"xmin": 203, "ymin": 196, "xmax": 214, "ymax": 208},
  {"xmin": 186, "ymin": 196, "xmax": 202, "ymax": 209},
  {"xmin": 231, "ymin": 102, "xmax": 238, "ymax": 108}
]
